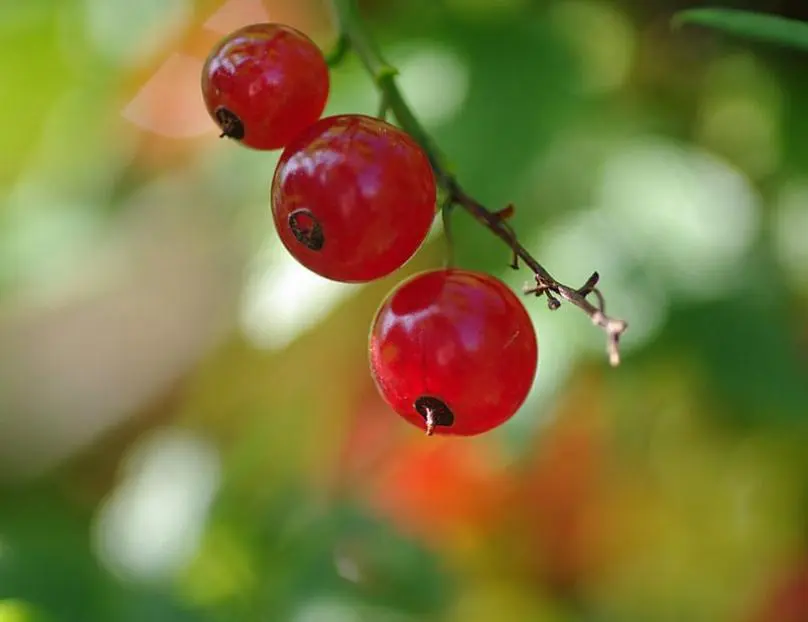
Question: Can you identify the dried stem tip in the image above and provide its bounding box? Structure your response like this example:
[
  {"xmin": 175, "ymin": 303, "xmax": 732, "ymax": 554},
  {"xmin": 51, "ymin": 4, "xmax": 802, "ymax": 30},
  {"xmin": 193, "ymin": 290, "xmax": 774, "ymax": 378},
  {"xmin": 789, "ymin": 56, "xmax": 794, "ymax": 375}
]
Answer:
[
  {"xmin": 414, "ymin": 395, "xmax": 454, "ymax": 436},
  {"xmin": 425, "ymin": 409, "xmax": 435, "ymax": 436}
]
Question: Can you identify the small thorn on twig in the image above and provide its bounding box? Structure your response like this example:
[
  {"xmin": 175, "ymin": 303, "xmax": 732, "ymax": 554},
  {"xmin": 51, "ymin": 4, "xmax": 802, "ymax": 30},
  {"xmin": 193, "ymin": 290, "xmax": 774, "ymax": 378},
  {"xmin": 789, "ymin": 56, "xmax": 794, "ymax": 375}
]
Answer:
[
  {"xmin": 494, "ymin": 203, "xmax": 516, "ymax": 221},
  {"xmin": 523, "ymin": 279, "xmax": 561, "ymax": 309},
  {"xmin": 578, "ymin": 272, "xmax": 600, "ymax": 296},
  {"xmin": 510, "ymin": 251, "xmax": 519, "ymax": 270}
]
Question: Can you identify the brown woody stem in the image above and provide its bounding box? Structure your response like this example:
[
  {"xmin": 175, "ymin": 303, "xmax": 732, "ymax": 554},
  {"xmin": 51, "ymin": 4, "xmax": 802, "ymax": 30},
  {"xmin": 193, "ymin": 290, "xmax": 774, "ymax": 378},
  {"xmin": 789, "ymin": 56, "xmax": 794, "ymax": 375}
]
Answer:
[{"xmin": 329, "ymin": 0, "xmax": 628, "ymax": 366}]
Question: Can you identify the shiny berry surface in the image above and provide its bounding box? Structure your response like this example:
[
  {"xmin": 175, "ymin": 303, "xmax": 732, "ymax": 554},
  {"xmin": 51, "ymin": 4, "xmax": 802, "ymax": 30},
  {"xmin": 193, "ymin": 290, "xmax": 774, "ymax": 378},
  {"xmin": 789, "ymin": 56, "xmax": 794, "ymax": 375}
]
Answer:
[
  {"xmin": 271, "ymin": 114, "xmax": 437, "ymax": 282},
  {"xmin": 369, "ymin": 269, "xmax": 538, "ymax": 436},
  {"xmin": 201, "ymin": 23, "xmax": 329, "ymax": 151}
]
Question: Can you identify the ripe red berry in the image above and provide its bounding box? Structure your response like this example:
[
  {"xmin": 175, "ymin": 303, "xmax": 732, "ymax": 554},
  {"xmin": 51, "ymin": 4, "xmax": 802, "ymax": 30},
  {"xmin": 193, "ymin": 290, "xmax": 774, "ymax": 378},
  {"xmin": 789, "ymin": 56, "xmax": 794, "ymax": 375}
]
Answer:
[
  {"xmin": 201, "ymin": 23, "xmax": 329, "ymax": 151},
  {"xmin": 369, "ymin": 269, "xmax": 538, "ymax": 436},
  {"xmin": 271, "ymin": 114, "xmax": 437, "ymax": 282}
]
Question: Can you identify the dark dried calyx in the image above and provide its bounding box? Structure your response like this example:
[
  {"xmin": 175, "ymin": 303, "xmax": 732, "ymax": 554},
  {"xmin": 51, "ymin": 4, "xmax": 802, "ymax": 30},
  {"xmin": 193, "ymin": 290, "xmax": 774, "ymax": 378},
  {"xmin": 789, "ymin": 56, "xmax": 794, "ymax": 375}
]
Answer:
[
  {"xmin": 215, "ymin": 107, "xmax": 245, "ymax": 140},
  {"xmin": 288, "ymin": 209, "xmax": 325, "ymax": 251},
  {"xmin": 414, "ymin": 395, "xmax": 454, "ymax": 429}
]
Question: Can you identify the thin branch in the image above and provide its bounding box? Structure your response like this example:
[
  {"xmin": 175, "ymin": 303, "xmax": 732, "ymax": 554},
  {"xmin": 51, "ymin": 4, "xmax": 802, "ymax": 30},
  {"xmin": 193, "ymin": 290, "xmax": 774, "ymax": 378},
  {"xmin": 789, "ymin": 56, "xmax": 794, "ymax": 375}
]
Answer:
[
  {"xmin": 330, "ymin": 0, "xmax": 628, "ymax": 366},
  {"xmin": 440, "ymin": 198, "xmax": 456, "ymax": 269},
  {"xmin": 377, "ymin": 92, "xmax": 390, "ymax": 121},
  {"xmin": 325, "ymin": 33, "xmax": 351, "ymax": 67}
]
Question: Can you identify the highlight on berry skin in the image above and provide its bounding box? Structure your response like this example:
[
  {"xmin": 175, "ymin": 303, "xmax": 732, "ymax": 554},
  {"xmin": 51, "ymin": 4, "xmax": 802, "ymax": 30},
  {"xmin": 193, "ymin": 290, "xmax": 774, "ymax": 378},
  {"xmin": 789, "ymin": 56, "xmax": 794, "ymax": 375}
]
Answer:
[
  {"xmin": 271, "ymin": 114, "xmax": 438, "ymax": 283},
  {"xmin": 201, "ymin": 23, "xmax": 330, "ymax": 151},
  {"xmin": 368, "ymin": 268, "xmax": 539, "ymax": 437}
]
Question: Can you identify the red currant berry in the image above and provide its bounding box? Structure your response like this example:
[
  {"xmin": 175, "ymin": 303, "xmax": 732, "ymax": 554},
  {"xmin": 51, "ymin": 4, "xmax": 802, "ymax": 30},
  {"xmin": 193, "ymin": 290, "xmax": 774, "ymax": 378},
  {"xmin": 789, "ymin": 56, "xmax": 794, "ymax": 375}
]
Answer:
[
  {"xmin": 369, "ymin": 269, "xmax": 538, "ymax": 436},
  {"xmin": 201, "ymin": 23, "xmax": 329, "ymax": 151},
  {"xmin": 271, "ymin": 114, "xmax": 437, "ymax": 282}
]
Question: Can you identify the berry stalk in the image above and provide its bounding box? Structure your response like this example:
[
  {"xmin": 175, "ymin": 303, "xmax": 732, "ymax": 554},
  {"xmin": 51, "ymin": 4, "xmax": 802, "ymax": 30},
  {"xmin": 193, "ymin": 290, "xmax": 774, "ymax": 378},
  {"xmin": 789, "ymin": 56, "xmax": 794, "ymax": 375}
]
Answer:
[{"xmin": 330, "ymin": 0, "xmax": 628, "ymax": 366}]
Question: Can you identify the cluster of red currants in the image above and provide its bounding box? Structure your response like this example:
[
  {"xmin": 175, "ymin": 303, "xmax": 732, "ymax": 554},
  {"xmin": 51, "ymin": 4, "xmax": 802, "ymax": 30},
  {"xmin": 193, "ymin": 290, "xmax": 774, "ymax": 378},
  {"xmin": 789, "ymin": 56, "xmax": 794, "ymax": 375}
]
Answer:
[{"xmin": 201, "ymin": 23, "xmax": 538, "ymax": 436}]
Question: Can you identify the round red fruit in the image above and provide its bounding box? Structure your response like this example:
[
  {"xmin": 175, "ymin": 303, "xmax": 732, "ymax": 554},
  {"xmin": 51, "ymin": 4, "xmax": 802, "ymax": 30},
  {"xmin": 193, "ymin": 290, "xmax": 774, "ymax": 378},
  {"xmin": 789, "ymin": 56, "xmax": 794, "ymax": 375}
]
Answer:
[
  {"xmin": 201, "ymin": 23, "xmax": 329, "ymax": 151},
  {"xmin": 271, "ymin": 114, "xmax": 437, "ymax": 282},
  {"xmin": 369, "ymin": 269, "xmax": 538, "ymax": 436}
]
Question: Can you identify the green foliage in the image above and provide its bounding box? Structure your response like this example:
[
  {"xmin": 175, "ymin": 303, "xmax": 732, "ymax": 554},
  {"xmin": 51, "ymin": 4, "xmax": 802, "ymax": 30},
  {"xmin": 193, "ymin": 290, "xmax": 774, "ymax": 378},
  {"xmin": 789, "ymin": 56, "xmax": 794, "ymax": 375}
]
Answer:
[{"xmin": 673, "ymin": 8, "xmax": 808, "ymax": 52}]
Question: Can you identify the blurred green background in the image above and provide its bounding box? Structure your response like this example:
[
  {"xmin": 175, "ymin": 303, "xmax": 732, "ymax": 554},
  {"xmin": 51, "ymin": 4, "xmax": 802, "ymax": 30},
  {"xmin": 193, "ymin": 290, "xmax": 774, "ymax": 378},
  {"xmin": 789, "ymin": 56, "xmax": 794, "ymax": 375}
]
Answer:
[{"xmin": 1, "ymin": 0, "xmax": 808, "ymax": 620}]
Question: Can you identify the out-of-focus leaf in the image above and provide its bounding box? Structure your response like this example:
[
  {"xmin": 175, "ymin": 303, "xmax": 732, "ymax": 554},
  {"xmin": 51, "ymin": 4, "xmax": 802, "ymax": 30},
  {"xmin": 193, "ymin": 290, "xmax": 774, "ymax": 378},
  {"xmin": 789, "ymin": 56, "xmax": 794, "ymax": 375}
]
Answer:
[
  {"xmin": 0, "ymin": 483, "xmax": 213, "ymax": 622},
  {"xmin": 0, "ymin": 15, "xmax": 76, "ymax": 185},
  {"xmin": 335, "ymin": 508, "xmax": 452, "ymax": 615},
  {"xmin": 673, "ymin": 9, "xmax": 808, "ymax": 52},
  {"xmin": 662, "ymin": 284, "xmax": 808, "ymax": 426},
  {"xmin": 0, "ymin": 484, "xmax": 103, "ymax": 621},
  {"xmin": 104, "ymin": 589, "xmax": 214, "ymax": 622},
  {"xmin": 213, "ymin": 494, "xmax": 452, "ymax": 620}
]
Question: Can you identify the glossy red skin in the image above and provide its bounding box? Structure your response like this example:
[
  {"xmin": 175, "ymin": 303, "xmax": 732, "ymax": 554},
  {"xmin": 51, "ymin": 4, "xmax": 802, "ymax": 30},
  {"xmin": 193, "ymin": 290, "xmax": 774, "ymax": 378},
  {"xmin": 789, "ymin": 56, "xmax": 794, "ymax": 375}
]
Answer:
[
  {"xmin": 369, "ymin": 269, "xmax": 539, "ymax": 436},
  {"xmin": 201, "ymin": 23, "xmax": 329, "ymax": 151},
  {"xmin": 271, "ymin": 114, "xmax": 437, "ymax": 282}
]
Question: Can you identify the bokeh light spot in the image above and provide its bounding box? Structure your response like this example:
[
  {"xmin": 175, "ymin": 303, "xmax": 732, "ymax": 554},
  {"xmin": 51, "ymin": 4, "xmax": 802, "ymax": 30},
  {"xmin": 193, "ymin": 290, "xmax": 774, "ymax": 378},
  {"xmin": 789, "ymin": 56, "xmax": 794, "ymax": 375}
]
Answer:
[
  {"xmin": 773, "ymin": 179, "xmax": 808, "ymax": 287},
  {"xmin": 552, "ymin": 0, "xmax": 636, "ymax": 94},
  {"xmin": 597, "ymin": 137, "xmax": 761, "ymax": 299},
  {"xmin": 0, "ymin": 601, "xmax": 36, "ymax": 622},
  {"xmin": 84, "ymin": 0, "xmax": 191, "ymax": 67},
  {"xmin": 239, "ymin": 240, "xmax": 363, "ymax": 350},
  {"xmin": 391, "ymin": 43, "xmax": 470, "ymax": 127},
  {"xmin": 93, "ymin": 428, "xmax": 222, "ymax": 583},
  {"xmin": 204, "ymin": 0, "xmax": 270, "ymax": 34},
  {"xmin": 122, "ymin": 53, "xmax": 212, "ymax": 138}
]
